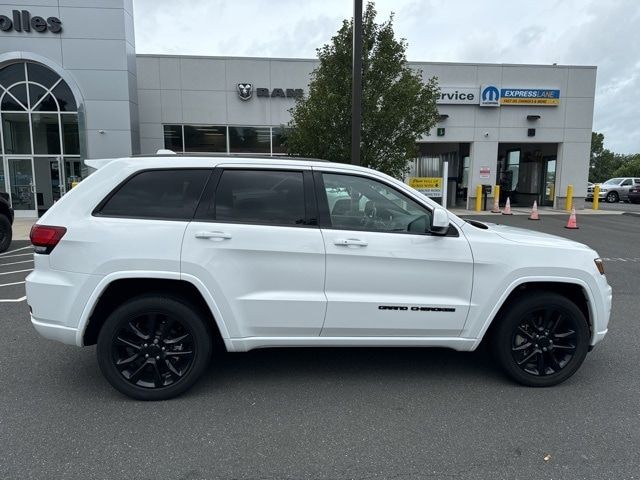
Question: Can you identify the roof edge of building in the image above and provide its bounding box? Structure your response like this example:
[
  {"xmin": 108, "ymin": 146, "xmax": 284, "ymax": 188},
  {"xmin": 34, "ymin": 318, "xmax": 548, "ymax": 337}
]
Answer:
[{"xmin": 134, "ymin": 53, "xmax": 596, "ymax": 69}]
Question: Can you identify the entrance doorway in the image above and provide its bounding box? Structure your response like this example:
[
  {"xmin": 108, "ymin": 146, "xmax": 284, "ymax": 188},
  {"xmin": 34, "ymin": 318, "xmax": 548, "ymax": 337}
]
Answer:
[
  {"xmin": 0, "ymin": 61, "xmax": 82, "ymax": 217},
  {"xmin": 496, "ymin": 143, "xmax": 558, "ymax": 207}
]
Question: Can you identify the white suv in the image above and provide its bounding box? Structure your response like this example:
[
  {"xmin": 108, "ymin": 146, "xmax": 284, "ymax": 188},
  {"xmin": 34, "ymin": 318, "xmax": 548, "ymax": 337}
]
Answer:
[{"xmin": 26, "ymin": 155, "xmax": 612, "ymax": 400}]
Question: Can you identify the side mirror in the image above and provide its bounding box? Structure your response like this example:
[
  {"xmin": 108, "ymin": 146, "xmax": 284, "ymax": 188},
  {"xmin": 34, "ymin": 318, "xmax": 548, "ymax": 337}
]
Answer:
[{"xmin": 429, "ymin": 207, "xmax": 450, "ymax": 235}]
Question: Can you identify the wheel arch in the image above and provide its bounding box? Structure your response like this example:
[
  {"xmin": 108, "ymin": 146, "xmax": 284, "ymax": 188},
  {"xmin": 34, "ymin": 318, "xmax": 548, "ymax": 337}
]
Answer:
[
  {"xmin": 79, "ymin": 274, "xmax": 230, "ymax": 351},
  {"xmin": 474, "ymin": 279, "xmax": 594, "ymax": 349}
]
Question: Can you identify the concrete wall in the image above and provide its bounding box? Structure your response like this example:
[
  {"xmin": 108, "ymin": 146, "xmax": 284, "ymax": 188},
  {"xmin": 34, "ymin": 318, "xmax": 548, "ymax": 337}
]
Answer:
[
  {"xmin": 136, "ymin": 57, "xmax": 595, "ymax": 207},
  {"xmin": 0, "ymin": 0, "xmax": 139, "ymax": 159},
  {"xmin": 136, "ymin": 55, "xmax": 318, "ymax": 154}
]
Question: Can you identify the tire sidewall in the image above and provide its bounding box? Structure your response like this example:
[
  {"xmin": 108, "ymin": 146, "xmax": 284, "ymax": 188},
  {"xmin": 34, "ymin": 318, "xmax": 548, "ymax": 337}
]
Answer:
[
  {"xmin": 97, "ymin": 295, "xmax": 212, "ymax": 401},
  {"xmin": 494, "ymin": 293, "xmax": 590, "ymax": 387},
  {"xmin": 606, "ymin": 192, "xmax": 618, "ymax": 203},
  {"xmin": 0, "ymin": 215, "xmax": 11, "ymax": 253}
]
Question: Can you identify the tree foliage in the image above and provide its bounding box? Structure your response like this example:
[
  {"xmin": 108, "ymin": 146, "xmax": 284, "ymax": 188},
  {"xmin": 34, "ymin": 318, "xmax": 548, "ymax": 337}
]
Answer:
[
  {"xmin": 285, "ymin": 2, "xmax": 439, "ymax": 178},
  {"xmin": 590, "ymin": 131, "xmax": 640, "ymax": 181}
]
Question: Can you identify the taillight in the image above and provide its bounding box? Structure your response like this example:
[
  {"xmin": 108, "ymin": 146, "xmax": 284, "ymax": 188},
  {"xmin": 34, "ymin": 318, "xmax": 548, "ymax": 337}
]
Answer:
[{"xmin": 30, "ymin": 225, "xmax": 67, "ymax": 254}]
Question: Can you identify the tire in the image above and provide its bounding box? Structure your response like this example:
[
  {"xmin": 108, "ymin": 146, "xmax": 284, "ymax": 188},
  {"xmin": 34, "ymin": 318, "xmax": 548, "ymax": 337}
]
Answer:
[
  {"xmin": 0, "ymin": 214, "xmax": 11, "ymax": 253},
  {"xmin": 97, "ymin": 295, "xmax": 212, "ymax": 400},
  {"xmin": 492, "ymin": 292, "xmax": 590, "ymax": 387},
  {"xmin": 606, "ymin": 191, "xmax": 619, "ymax": 203}
]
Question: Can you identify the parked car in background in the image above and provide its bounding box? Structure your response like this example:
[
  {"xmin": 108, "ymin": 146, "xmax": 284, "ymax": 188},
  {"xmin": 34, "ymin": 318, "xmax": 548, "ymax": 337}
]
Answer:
[
  {"xmin": 586, "ymin": 177, "xmax": 640, "ymax": 203},
  {"xmin": 0, "ymin": 192, "xmax": 14, "ymax": 253},
  {"xmin": 628, "ymin": 184, "xmax": 640, "ymax": 204}
]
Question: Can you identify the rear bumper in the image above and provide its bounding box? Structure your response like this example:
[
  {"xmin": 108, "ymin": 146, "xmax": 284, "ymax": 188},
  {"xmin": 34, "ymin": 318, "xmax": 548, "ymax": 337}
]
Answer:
[{"xmin": 31, "ymin": 315, "xmax": 79, "ymax": 345}]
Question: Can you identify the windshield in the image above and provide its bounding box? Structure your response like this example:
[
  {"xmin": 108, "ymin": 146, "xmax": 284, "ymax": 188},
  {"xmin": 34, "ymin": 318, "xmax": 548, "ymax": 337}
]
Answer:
[{"xmin": 603, "ymin": 178, "xmax": 624, "ymax": 185}]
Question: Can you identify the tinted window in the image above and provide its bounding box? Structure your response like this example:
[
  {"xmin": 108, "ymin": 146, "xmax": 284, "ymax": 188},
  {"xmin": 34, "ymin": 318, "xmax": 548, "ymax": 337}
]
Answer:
[
  {"xmin": 184, "ymin": 125, "xmax": 226, "ymax": 152},
  {"xmin": 163, "ymin": 125, "xmax": 183, "ymax": 152},
  {"xmin": 322, "ymin": 173, "xmax": 431, "ymax": 233},
  {"xmin": 621, "ymin": 179, "xmax": 632, "ymax": 186},
  {"xmin": 98, "ymin": 169, "xmax": 210, "ymax": 220},
  {"xmin": 215, "ymin": 170, "xmax": 305, "ymax": 225},
  {"xmin": 228, "ymin": 126, "xmax": 271, "ymax": 153}
]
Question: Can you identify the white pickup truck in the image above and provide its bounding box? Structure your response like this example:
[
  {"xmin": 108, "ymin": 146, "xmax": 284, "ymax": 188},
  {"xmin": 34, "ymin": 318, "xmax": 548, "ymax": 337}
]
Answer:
[{"xmin": 26, "ymin": 155, "xmax": 612, "ymax": 400}]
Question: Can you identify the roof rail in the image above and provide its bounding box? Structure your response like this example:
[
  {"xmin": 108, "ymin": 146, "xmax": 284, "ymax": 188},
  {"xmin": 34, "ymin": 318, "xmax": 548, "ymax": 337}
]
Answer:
[{"xmin": 131, "ymin": 152, "xmax": 331, "ymax": 162}]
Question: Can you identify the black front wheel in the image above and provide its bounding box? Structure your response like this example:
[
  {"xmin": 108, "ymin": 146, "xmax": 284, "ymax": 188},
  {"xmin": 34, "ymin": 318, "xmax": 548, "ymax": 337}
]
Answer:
[
  {"xmin": 97, "ymin": 295, "xmax": 212, "ymax": 400},
  {"xmin": 493, "ymin": 292, "xmax": 590, "ymax": 387}
]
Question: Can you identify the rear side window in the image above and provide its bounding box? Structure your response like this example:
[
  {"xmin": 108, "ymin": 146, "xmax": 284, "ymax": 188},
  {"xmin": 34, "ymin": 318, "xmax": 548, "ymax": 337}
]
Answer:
[
  {"xmin": 214, "ymin": 169, "xmax": 305, "ymax": 226},
  {"xmin": 97, "ymin": 169, "xmax": 211, "ymax": 220}
]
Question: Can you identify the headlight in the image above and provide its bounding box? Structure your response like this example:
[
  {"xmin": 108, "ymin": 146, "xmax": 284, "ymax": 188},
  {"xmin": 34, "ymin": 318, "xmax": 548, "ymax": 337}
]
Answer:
[
  {"xmin": 599, "ymin": 188, "xmax": 608, "ymax": 193},
  {"xmin": 594, "ymin": 258, "xmax": 605, "ymax": 275}
]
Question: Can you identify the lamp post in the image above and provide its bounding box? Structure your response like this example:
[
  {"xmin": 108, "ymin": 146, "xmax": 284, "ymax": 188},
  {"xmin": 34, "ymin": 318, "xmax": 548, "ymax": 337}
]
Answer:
[{"xmin": 351, "ymin": 0, "xmax": 363, "ymax": 165}]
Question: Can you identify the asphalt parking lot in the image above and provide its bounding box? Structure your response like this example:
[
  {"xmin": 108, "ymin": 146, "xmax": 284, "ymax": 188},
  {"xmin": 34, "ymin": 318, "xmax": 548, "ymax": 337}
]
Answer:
[{"xmin": 1, "ymin": 213, "xmax": 639, "ymax": 480}]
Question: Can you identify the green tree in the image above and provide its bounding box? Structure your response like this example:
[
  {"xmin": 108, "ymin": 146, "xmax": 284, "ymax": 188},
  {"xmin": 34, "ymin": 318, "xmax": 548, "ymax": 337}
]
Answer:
[
  {"xmin": 612, "ymin": 154, "xmax": 640, "ymax": 177},
  {"xmin": 589, "ymin": 131, "xmax": 623, "ymax": 182},
  {"xmin": 285, "ymin": 2, "xmax": 439, "ymax": 179}
]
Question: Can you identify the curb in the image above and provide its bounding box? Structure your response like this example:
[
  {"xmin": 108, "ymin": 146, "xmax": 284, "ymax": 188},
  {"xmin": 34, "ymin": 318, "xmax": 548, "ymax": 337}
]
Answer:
[{"xmin": 622, "ymin": 212, "xmax": 640, "ymax": 218}]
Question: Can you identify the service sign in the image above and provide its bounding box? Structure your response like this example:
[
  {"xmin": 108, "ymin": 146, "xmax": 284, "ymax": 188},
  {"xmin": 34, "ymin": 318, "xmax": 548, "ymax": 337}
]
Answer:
[
  {"xmin": 437, "ymin": 87, "xmax": 479, "ymax": 105},
  {"xmin": 500, "ymin": 88, "xmax": 560, "ymax": 106},
  {"xmin": 408, "ymin": 177, "xmax": 443, "ymax": 197}
]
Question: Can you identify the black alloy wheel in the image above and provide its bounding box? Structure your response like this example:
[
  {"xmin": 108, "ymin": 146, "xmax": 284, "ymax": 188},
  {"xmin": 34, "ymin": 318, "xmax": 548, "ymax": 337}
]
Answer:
[
  {"xmin": 112, "ymin": 313, "xmax": 195, "ymax": 389},
  {"xmin": 97, "ymin": 295, "xmax": 212, "ymax": 400},
  {"xmin": 493, "ymin": 292, "xmax": 589, "ymax": 387}
]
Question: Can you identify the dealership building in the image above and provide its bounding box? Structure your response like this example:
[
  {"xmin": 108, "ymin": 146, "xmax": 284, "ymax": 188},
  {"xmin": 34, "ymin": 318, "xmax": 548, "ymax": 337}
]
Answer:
[{"xmin": 0, "ymin": 1, "xmax": 596, "ymax": 217}]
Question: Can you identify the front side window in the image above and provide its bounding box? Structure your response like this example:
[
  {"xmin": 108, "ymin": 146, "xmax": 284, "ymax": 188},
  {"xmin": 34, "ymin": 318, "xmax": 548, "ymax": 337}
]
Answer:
[
  {"xmin": 214, "ymin": 169, "xmax": 305, "ymax": 226},
  {"xmin": 321, "ymin": 173, "xmax": 431, "ymax": 233},
  {"xmin": 98, "ymin": 169, "xmax": 211, "ymax": 220},
  {"xmin": 621, "ymin": 179, "xmax": 632, "ymax": 186}
]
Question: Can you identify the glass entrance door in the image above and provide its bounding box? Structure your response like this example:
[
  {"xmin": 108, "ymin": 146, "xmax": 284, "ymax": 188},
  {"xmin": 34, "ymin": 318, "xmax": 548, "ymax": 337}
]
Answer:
[
  {"xmin": 541, "ymin": 158, "xmax": 556, "ymax": 207},
  {"xmin": 8, "ymin": 157, "xmax": 36, "ymax": 215}
]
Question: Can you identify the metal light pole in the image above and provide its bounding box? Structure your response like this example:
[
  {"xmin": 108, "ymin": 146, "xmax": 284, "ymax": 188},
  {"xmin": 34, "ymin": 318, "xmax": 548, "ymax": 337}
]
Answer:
[{"xmin": 351, "ymin": 0, "xmax": 363, "ymax": 165}]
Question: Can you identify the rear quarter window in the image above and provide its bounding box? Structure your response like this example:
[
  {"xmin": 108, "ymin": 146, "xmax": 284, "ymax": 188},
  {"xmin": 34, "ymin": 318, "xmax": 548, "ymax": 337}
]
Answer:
[{"xmin": 96, "ymin": 169, "xmax": 211, "ymax": 220}]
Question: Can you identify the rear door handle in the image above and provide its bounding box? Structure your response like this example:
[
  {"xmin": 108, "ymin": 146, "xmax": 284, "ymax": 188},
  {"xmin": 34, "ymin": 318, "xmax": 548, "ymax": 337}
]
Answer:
[
  {"xmin": 195, "ymin": 231, "xmax": 232, "ymax": 240},
  {"xmin": 334, "ymin": 238, "xmax": 368, "ymax": 247}
]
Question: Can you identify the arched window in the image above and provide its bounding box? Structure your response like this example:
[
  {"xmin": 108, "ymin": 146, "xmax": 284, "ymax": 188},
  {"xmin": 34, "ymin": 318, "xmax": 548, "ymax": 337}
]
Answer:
[{"xmin": 0, "ymin": 61, "xmax": 82, "ymax": 214}]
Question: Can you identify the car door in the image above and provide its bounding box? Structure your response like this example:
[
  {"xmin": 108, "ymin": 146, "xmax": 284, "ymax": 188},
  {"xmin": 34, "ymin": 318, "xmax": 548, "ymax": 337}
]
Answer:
[
  {"xmin": 621, "ymin": 178, "xmax": 633, "ymax": 199},
  {"xmin": 315, "ymin": 168, "xmax": 473, "ymax": 337},
  {"xmin": 181, "ymin": 165, "xmax": 327, "ymax": 338}
]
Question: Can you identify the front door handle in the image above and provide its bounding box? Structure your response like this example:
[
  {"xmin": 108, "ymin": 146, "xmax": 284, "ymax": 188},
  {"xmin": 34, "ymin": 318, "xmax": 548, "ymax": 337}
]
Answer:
[
  {"xmin": 334, "ymin": 238, "xmax": 368, "ymax": 247},
  {"xmin": 195, "ymin": 231, "xmax": 232, "ymax": 240}
]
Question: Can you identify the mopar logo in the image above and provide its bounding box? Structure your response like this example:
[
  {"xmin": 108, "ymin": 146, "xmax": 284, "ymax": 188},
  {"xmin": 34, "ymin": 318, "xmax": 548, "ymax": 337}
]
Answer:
[{"xmin": 480, "ymin": 85, "xmax": 500, "ymax": 107}]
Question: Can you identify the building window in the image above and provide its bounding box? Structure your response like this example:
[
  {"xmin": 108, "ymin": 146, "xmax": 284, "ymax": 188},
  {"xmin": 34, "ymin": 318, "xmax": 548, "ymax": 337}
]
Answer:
[
  {"xmin": 184, "ymin": 125, "xmax": 227, "ymax": 152},
  {"xmin": 163, "ymin": 125, "xmax": 290, "ymax": 156},
  {"xmin": 229, "ymin": 126, "xmax": 271, "ymax": 154},
  {"xmin": 0, "ymin": 61, "xmax": 82, "ymax": 212},
  {"xmin": 272, "ymin": 127, "xmax": 287, "ymax": 154}
]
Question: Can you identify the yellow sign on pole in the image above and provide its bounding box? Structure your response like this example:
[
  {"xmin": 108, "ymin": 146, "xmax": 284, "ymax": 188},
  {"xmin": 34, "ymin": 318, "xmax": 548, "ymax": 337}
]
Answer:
[{"xmin": 408, "ymin": 177, "xmax": 443, "ymax": 197}]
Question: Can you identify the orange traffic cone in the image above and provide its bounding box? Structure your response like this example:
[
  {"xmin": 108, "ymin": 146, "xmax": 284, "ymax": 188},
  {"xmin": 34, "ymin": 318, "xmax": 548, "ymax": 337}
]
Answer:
[
  {"xmin": 502, "ymin": 197, "xmax": 513, "ymax": 215},
  {"xmin": 565, "ymin": 207, "xmax": 579, "ymax": 229},
  {"xmin": 491, "ymin": 195, "xmax": 501, "ymax": 213},
  {"xmin": 529, "ymin": 200, "xmax": 540, "ymax": 220}
]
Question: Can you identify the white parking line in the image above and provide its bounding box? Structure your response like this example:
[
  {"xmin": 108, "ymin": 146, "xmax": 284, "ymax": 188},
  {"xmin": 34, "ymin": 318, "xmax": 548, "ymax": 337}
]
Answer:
[
  {"xmin": 0, "ymin": 253, "xmax": 33, "ymax": 259},
  {"xmin": 0, "ymin": 296, "xmax": 26, "ymax": 303},
  {"xmin": 0, "ymin": 269, "xmax": 33, "ymax": 276},
  {"xmin": 0, "ymin": 246, "xmax": 32, "ymax": 257},
  {"xmin": 0, "ymin": 260, "xmax": 34, "ymax": 267},
  {"xmin": 0, "ymin": 281, "xmax": 25, "ymax": 288}
]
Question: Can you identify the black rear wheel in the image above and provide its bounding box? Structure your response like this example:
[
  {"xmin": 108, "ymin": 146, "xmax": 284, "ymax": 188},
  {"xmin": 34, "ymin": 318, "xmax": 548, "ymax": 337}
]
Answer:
[
  {"xmin": 0, "ymin": 214, "xmax": 11, "ymax": 253},
  {"xmin": 493, "ymin": 292, "xmax": 590, "ymax": 387},
  {"xmin": 97, "ymin": 295, "xmax": 212, "ymax": 400}
]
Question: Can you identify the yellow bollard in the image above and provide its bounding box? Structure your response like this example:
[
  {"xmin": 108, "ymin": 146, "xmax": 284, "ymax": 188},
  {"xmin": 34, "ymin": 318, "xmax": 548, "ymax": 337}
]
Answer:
[
  {"xmin": 475, "ymin": 184, "xmax": 482, "ymax": 212},
  {"xmin": 593, "ymin": 185, "xmax": 600, "ymax": 210},
  {"xmin": 565, "ymin": 184, "xmax": 574, "ymax": 211},
  {"xmin": 491, "ymin": 184, "xmax": 501, "ymax": 212}
]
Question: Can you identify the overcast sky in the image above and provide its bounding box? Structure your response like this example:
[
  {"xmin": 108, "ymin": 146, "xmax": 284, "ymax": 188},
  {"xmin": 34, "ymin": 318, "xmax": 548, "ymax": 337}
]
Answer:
[{"xmin": 133, "ymin": 0, "xmax": 639, "ymax": 154}]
